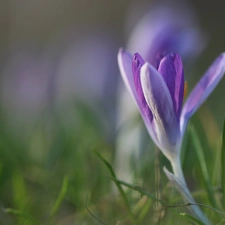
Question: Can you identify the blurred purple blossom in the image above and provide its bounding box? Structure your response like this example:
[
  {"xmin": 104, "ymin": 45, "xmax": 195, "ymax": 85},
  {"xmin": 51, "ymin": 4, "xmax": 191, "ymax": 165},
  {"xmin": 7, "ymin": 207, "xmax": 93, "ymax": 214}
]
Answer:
[
  {"xmin": 126, "ymin": 1, "xmax": 207, "ymax": 67},
  {"xmin": 55, "ymin": 33, "xmax": 119, "ymax": 140},
  {"xmin": 0, "ymin": 51, "xmax": 50, "ymax": 126},
  {"xmin": 55, "ymin": 34, "xmax": 118, "ymax": 112},
  {"xmin": 0, "ymin": 33, "xmax": 119, "ymax": 140}
]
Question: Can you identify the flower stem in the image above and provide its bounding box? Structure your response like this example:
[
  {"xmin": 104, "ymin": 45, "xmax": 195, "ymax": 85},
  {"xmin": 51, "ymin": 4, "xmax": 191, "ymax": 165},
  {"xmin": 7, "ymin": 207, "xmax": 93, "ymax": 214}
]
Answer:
[{"xmin": 169, "ymin": 157, "xmax": 211, "ymax": 225}]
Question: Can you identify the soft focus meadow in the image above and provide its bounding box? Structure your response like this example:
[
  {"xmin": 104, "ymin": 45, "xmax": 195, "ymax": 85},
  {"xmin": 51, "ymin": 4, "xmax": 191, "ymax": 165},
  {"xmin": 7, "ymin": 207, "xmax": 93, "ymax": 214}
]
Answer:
[{"xmin": 1, "ymin": 0, "xmax": 225, "ymax": 224}]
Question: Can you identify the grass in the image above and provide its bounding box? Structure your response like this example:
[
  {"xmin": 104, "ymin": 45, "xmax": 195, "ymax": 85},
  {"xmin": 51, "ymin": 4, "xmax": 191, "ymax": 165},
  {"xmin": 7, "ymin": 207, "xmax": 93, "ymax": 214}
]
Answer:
[{"xmin": 0, "ymin": 102, "xmax": 224, "ymax": 225}]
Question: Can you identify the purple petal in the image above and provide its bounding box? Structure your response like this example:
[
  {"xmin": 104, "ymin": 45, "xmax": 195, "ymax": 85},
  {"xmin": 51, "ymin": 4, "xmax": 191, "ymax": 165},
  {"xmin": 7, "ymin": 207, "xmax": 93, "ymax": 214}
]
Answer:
[
  {"xmin": 118, "ymin": 48, "xmax": 137, "ymax": 102},
  {"xmin": 180, "ymin": 52, "xmax": 225, "ymax": 134},
  {"xmin": 140, "ymin": 62, "xmax": 180, "ymax": 159},
  {"xmin": 132, "ymin": 53, "xmax": 153, "ymax": 122},
  {"xmin": 158, "ymin": 53, "xmax": 184, "ymax": 122},
  {"xmin": 118, "ymin": 49, "xmax": 157, "ymax": 145}
]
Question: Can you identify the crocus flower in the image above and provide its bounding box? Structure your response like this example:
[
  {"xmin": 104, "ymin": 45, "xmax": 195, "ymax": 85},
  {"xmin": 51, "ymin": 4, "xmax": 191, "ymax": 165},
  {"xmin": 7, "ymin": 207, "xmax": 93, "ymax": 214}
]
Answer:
[
  {"xmin": 118, "ymin": 48, "xmax": 225, "ymax": 161},
  {"xmin": 115, "ymin": 2, "xmax": 206, "ymax": 183}
]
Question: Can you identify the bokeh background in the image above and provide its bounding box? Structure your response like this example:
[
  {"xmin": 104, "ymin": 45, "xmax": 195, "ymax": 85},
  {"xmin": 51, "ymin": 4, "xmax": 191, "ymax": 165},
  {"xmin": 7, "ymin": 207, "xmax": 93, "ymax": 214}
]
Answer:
[
  {"xmin": 0, "ymin": 0, "xmax": 225, "ymax": 127},
  {"xmin": 0, "ymin": 0, "xmax": 225, "ymax": 224}
]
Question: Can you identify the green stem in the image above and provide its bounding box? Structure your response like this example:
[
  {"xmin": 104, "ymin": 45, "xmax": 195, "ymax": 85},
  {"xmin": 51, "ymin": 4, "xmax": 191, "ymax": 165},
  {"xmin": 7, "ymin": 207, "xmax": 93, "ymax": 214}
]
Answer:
[{"xmin": 169, "ymin": 157, "xmax": 211, "ymax": 225}]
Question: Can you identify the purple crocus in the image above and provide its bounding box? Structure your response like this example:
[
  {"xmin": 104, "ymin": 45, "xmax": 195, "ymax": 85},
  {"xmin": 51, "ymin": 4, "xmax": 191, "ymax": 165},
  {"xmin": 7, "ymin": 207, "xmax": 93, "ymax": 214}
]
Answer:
[
  {"xmin": 115, "ymin": 2, "xmax": 206, "ymax": 183},
  {"xmin": 118, "ymin": 48, "xmax": 225, "ymax": 161}
]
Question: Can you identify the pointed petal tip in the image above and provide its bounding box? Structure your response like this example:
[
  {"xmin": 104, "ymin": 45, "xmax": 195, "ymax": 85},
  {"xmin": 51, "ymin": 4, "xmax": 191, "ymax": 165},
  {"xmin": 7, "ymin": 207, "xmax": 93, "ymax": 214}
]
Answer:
[
  {"xmin": 133, "ymin": 52, "xmax": 143, "ymax": 60},
  {"xmin": 140, "ymin": 62, "xmax": 153, "ymax": 81},
  {"xmin": 220, "ymin": 52, "xmax": 225, "ymax": 58},
  {"xmin": 118, "ymin": 47, "xmax": 125, "ymax": 55},
  {"xmin": 140, "ymin": 62, "xmax": 161, "ymax": 80},
  {"xmin": 205, "ymin": 52, "xmax": 225, "ymax": 81},
  {"xmin": 159, "ymin": 51, "xmax": 181, "ymax": 62},
  {"xmin": 216, "ymin": 52, "xmax": 225, "ymax": 63},
  {"xmin": 164, "ymin": 52, "xmax": 181, "ymax": 58},
  {"xmin": 117, "ymin": 47, "xmax": 125, "ymax": 61},
  {"xmin": 117, "ymin": 48, "xmax": 132, "ymax": 66},
  {"xmin": 159, "ymin": 52, "xmax": 183, "ymax": 69},
  {"xmin": 117, "ymin": 48, "xmax": 137, "ymax": 103},
  {"xmin": 140, "ymin": 62, "xmax": 160, "ymax": 84},
  {"xmin": 219, "ymin": 52, "xmax": 225, "ymax": 65},
  {"xmin": 180, "ymin": 51, "xmax": 225, "ymax": 136},
  {"xmin": 140, "ymin": 62, "xmax": 152, "ymax": 74},
  {"xmin": 213, "ymin": 52, "xmax": 225, "ymax": 71}
]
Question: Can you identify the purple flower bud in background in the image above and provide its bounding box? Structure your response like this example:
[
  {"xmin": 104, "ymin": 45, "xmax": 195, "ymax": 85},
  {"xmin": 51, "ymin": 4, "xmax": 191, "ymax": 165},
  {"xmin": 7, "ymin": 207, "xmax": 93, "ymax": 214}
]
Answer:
[
  {"xmin": 126, "ymin": 1, "xmax": 206, "ymax": 67},
  {"xmin": 55, "ymin": 33, "xmax": 119, "ymax": 141},
  {"xmin": 118, "ymin": 49, "xmax": 225, "ymax": 161},
  {"xmin": 0, "ymin": 33, "xmax": 119, "ymax": 143},
  {"xmin": 55, "ymin": 34, "xmax": 118, "ymax": 112},
  {"xmin": 0, "ymin": 51, "xmax": 50, "ymax": 132}
]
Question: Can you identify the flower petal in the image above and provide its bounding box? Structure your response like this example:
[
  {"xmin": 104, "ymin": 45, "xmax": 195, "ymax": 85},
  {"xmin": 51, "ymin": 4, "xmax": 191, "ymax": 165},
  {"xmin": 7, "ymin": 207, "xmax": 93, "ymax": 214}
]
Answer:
[
  {"xmin": 158, "ymin": 53, "xmax": 184, "ymax": 121},
  {"xmin": 132, "ymin": 53, "xmax": 153, "ymax": 123},
  {"xmin": 140, "ymin": 62, "xmax": 180, "ymax": 159},
  {"xmin": 117, "ymin": 48, "xmax": 137, "ymax": 102},
  {"xmin": 180, "ymin": 52, "xmax": 225, "ymax": 134},
  {"xmin": 118, "ymin": 49, "xmax": 157, "ymax": 144}
]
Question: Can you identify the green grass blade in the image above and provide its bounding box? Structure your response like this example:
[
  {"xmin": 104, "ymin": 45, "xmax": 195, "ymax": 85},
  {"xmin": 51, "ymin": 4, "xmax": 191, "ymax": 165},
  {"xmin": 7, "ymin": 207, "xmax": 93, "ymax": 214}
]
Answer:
[
  {"xmin": 136, "ymin": 198, "xmax": 152, "ymax": 223},
  {"xmin": 85, "ymin": 206, "xmax": 107, "ymax": 225},
  {"xmin": 94, "ymin": 150, "xmax": 129, "ymax": 205},
  {"xmin": 50, "ymin": 176, "xmax": 69, "ymax": 218},
  {"xmin": 191, "ymin": 203, "xmax": 225, "ymax": 215},
  {"xmin": 12, "ymin": 170, "xmax": 28, "ymax": 210},
  {"xmin": 3, "ymin": 208, "xmax": 42, "ymax": 225},
  {"xmin": 109, "ymin": 176, "xmax": 164, "ymax": 204},
  {"xmin": 180, "ymin": 213, "xmax": 206, "ymax": 225},
  {"xmin": 222, "ymin": 120, "xmax": 225, "ymax": 205},
  {"xmin": 111, "ymin": 177, "xmax": 225, "ymax": 217},
  {"xmin": 94, "ymin": 150, "xmax": 137, "ymax": 225},
  {"xmin": 190, "ymin": 125, "xmax": 218, "ymax": 208}
]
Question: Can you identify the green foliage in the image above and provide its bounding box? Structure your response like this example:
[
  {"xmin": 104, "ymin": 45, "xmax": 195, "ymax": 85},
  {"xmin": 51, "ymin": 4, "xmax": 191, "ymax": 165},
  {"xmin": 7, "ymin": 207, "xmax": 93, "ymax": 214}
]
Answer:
[
  {"xmin": 180, "ymin": 213, "xmax": 206, "ymax": 225},
  {"xmin": 221, "ymin": 120, "xmax": 225, "ymax": 205},
  {"xmin": 3, "ymin": 208, "xmax": 41, "ymax": 225},
  {"xmin": 94, "ymin": 150, "xmax": 137, "ymax": 225},
  {"xmin": 0, "ymin": 102, "xmax": 225, "ymax": 224},
  {"xmin": 50, "ymin": 176, "xmax": 69, "ymax": 219},
  {"xmin": 190, "ymin": 125, "xmax": 218, "ymax": 208}
]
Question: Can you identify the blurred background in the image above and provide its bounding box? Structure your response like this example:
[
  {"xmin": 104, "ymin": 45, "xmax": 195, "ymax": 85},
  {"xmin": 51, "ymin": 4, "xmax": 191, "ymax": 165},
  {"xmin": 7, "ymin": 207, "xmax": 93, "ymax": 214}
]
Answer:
[{"xmin": 0, "ymin": 0, "xmax": 225, "ymax": 224}]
